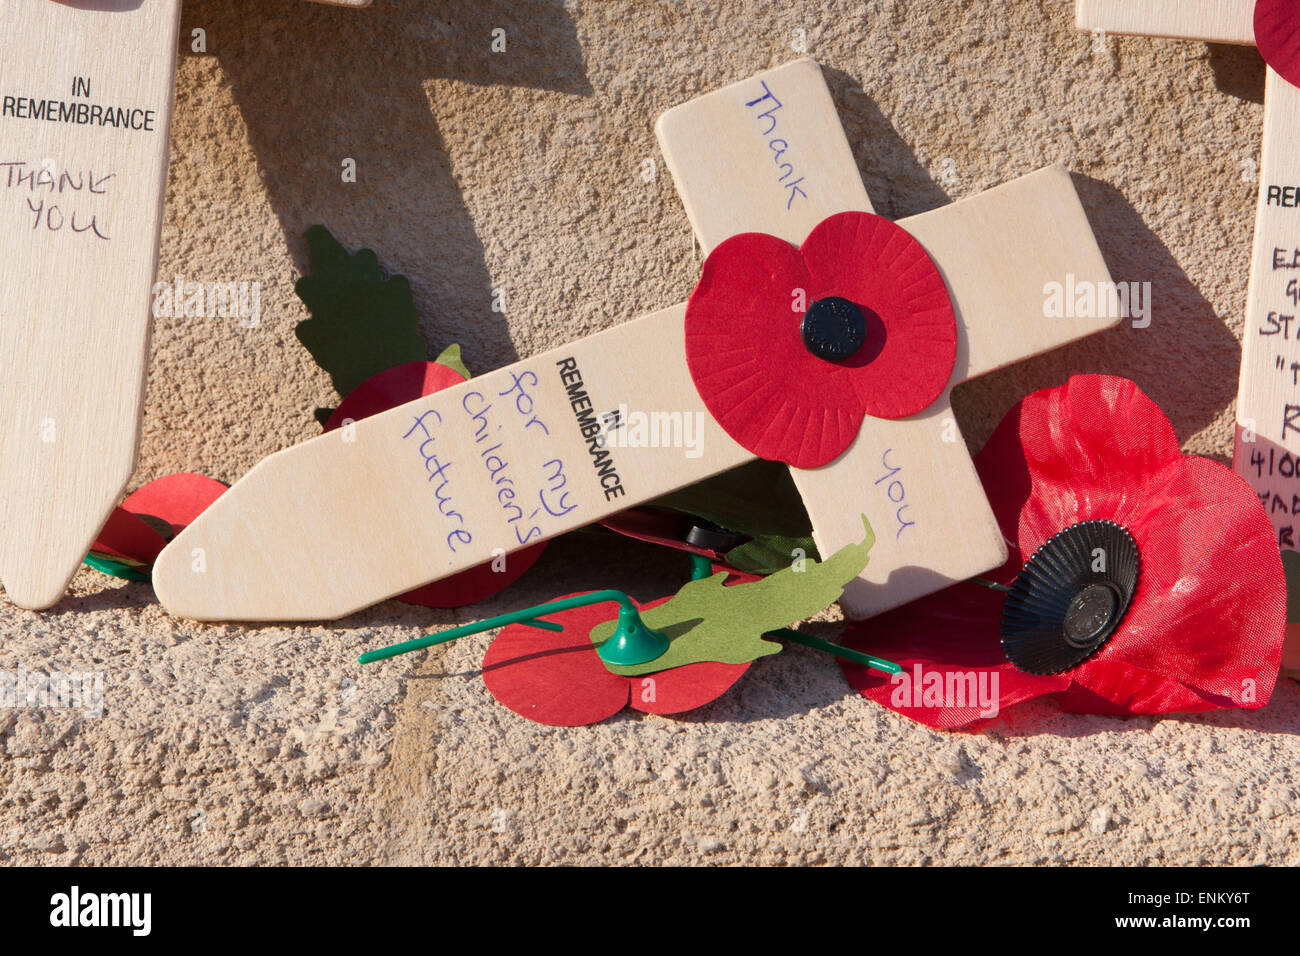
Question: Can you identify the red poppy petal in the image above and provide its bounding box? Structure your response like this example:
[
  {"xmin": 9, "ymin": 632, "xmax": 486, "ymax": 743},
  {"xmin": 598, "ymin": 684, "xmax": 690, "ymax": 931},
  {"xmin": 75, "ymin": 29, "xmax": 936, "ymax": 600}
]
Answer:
[
  {"xmin": 840, "ymin": 580, "xmax": 1069, "ymax": 729},
  {"xmin": 799, "ymin": 212, "xmax": 957, "ymax": 419},
  {"xmin": 628, "ymin": 660, "xmax": 750, "ymax": 715},
  {"xmin": 1256, "ymin": 0, "xmax": 1300, "ymax": 89},
  {"xmin": 121, "ymin": 473, "xmax": 229, "ymax": 535},
  {"xmin": 397, "ymin": 542, "xmax": 547, "ymax": 607},
  {"xmin": 482, "ymin": 595, "xmax": 630, "ymax": 726},
  {"xmin": 323, "ymin": 361, "xmax": 466, "ymax": 431},
  {"xmin": 91, "ymin": 507, "xmax": 169, "ymax": 565},
  {"xmin": 326, "ymin": 361, "xmax": 546, "ymax": 607},
  {"xmin": 971, "ymin": 400, "xmax": 1035, "ymax": 583},
  {"xmin": 1062, "ymin": 660, "xmax": 1238, "ymax": 717},
  {"xmin": 1078, "ymin": 456, "xmax": 1286, "ymax": 710},
  {"xmin": 1015, "ymin": 376, "xmax": 1183, "ymax": 556},
  {"xmin": 685, "ymin": 232, "xmax": 864, "ymax": 468}
]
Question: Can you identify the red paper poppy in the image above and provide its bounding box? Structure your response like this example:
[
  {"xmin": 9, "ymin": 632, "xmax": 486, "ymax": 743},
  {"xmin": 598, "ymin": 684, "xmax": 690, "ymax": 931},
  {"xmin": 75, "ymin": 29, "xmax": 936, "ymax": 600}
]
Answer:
[
  {"xmin": 91, "ymin": 473, "xmax": 230, "ymax": 567},
  {"xmin": 684, "ymin": 211, "xmax": 957, "ymax": 468},
  {"xmin": 1256, "ymin": 0, "xmax": 1300, "ymax": 89},
  {"xmin": 482, "ymin": 591, "xmax": 750, "ymax": 726},
  {"xmin": 323, "ymin": 361, "xmax": 546, "ymax": 607},
  {"xmin": 839, "ymin": 375, "xmax": 1287, "ymax": 729}
]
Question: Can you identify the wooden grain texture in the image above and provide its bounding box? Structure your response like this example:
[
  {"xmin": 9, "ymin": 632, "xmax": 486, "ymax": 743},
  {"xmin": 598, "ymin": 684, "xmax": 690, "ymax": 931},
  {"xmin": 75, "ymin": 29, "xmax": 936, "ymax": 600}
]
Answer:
[
  {"xmin": 154, "ymin": 58, "xmax": 1115, "ymax": 622},
  {"xmin": 1234, "ymin": 72, "xmax": 1300, "ymax": 586},
  {"xmin": 0, "ymin": 0, "xmax": 181, "ymax": 609},
  {"xmin": 656, "ymin": 63, "xmax": 1112, "ymax": 618},
  {"xmin": 655, "ymin": 58, "xmax": 873, "ymax": 249},
  {"xmin": 1075, "ymin": 0, "xmax": 1256, "ymax": 44},
  {"xmin": 823, "ymin": 167, "xmax": 1117, "ymax": 618}
]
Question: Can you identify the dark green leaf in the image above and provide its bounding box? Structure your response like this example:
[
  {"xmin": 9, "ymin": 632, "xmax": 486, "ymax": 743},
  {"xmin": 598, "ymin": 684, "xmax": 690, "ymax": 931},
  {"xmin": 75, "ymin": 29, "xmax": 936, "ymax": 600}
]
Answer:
[
  {"xmin": 294, "ymin": 225, "xmax": 428, "ymax": 397},
  {"xmin": 650, "ymin": 459, "xmax": 811, "ymax": 539}
]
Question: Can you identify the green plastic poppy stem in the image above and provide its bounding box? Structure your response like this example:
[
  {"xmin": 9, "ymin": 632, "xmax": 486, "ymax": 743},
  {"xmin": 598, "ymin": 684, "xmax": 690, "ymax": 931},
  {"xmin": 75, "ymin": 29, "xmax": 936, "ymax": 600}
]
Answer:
[
  {"xmin": 773, "ymin": 628, "xmax": 901, "ymax": 675},
  {"xmin": 358, "ymin": 589, "xmax": 651, "ymax": 665},
  {"xmin": 688, "ymin": 554, "xmax": 714, "ymax": 581},
  {"xmin": 83, "ymin": 553, "xmax": 151, "ymax": 583}
]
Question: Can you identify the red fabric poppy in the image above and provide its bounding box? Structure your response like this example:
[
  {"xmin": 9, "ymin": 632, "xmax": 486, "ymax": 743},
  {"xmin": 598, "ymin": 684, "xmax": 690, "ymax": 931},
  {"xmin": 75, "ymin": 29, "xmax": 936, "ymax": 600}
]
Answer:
[
  {"xmin": 91, "ymin": 473, "xmax": 230, "ymax": 566},
  {"xmin": 323, "ymin": 361, "xmax": 546, "ymax": 607},
  {"xmin": 684, "ymin": 211, "xmax": 956, "ymax": 468},
  {"xmin": 1256, "ymin": 0, "xmax": 1300, "ymax": 89},
  {"xmin": 839, "ymin": 375, "xmax": 1287, "ymax": 729},
  {"xmin": 482, "ymin": 591, "xmax": 750, "ymax": 726}
]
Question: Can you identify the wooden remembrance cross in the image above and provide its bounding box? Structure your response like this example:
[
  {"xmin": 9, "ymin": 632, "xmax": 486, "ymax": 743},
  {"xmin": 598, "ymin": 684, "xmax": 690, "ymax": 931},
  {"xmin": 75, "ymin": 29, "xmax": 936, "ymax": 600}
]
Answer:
[
  {"xmin": 0, "ymin": 0, "xmax": 368, "ymax": 611},
  {"xmin": 151, "ymin": 58, "xmax": 1118, "ymax": 622},
  {"xmin": 1076, "ymin": 1, "xmax": 1300, "ymax": 665}
]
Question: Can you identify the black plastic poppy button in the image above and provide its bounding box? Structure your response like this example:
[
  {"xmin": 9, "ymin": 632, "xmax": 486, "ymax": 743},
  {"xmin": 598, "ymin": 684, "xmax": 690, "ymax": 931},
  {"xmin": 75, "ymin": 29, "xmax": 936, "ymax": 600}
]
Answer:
[
  {"xmin": 801, "ymin": 297, "xmax": 868, "ymax": 363},
  {"xmin": 682, "ymin": 519, "xmax": 745, "ymax": 553},
  {"xmin": 1000, "ymin": 519, "xmax": 1140, "ymax": 675},
  {"xmin": 1063, "ymin": 583, "xmax": 1121, "ymax": 648}
]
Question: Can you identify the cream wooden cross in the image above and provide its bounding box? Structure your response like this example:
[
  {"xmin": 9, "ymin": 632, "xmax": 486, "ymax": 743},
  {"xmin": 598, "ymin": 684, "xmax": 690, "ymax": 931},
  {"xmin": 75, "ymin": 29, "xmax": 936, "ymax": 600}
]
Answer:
[
  {"xmin": 0, "ymin": 0, "xmax": 368, "ymax": 611},
  {"xmin": 1077, "ymin": 1, "xmax": 1300, "ymax": 664},
  {"xmin": 151, "ymin": 58, "xmax": 1116, "ymax": 621}
]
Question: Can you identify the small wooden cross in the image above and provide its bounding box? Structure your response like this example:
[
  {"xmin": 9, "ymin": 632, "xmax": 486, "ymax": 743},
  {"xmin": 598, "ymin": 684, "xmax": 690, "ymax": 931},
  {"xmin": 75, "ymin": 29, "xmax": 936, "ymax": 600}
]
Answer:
[
  {"xmin": 152, "ymin": 58, "xmax": 1117, "ymax": 621},
  {"xmin": 1077, "ymin": 1, "xmax": 1300, "ymax": 663},
  {"xmin": 0, "ymin": 0, "xmax": 368, "ymax": 610}
]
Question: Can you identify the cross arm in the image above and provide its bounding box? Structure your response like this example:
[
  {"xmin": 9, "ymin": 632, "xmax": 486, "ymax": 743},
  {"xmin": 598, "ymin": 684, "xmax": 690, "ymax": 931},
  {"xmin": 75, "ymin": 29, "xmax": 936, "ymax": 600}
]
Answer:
[
  {"xmin": 1076, "ymin": 0, "xmax": 1256, "ymax": 45},
  {"xmin": 0, "ymin": 0, "xmax": 183, "ymax": 608}
]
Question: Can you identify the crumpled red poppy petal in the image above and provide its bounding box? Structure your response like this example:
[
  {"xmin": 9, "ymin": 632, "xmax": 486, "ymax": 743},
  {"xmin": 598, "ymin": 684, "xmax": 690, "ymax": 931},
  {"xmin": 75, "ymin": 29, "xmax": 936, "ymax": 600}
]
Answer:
[
  {"xmin": 840, "ymin": 578, "xmax": 1069, "ymax": 729},
  {"xmin": 841, "ymin": 375, "xmax": 1288, "ymax": 728},
  {"xmin": 482, "ymin": 596, "xmax": 630, "ymax": 726},
  {"xmin": 1085, "ymin": 456, "xmax": 1286, "ymax": 709},
  {"xmin": 1015, "ymin": 375, "xmax": 1182, "ymax": 556},
  {"xmin": 971, "ymin": 401, "xmax": 1035, "ymax": 584},
  {"xmin": 121, "ymin": 473, "xmax": 230, "ymax": 535},
  {"xmin": 91, "ymin": 507, "xmax": 169, "ymax": 565},
  {"xmin": 483, "ymin": 592, "xmax": 749, "ymax": 724},
  {"xmin": 325, "ymin": 361, "xmax": 545, "ymax": 607},
  {"xmin": 799, "ymin": 212, "xmax": 956, "ymax": 419},
  {"xmin": 1256, "ymin": 0, "xmax": 1300, "ymax": 90},
  {"xmin": 685, "ymin": 232, "xmax": 862, "ymax": 468},
  {"xmin": 1060, "ymin": 660, "xmax": 1236, "ymax": 717}
]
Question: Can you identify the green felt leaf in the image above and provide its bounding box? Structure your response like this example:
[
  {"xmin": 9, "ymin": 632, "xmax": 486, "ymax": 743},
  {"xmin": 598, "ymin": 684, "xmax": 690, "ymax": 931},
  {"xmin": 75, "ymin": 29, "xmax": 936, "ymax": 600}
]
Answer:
[
  {"xmin": 650, "ymin": 459, "xmax": 812, "ymax": 539},
  {"xmin": 435, "ymin": 343, "xmax": 471, "ymax": 381},
  {"xmin": 725, "ymin": 533, "xmax": 820, "ymax": 575},
  {"xmin": 294, "ymin": 225, "xmax": 428, "ymax": 397},
  {"xmin": 591, "ymin": 516, "xmax": 874, "ymax": 675},
  {"xmin": 1283, "ymin": 550, "xmax": 1300, "ymax": 622}
]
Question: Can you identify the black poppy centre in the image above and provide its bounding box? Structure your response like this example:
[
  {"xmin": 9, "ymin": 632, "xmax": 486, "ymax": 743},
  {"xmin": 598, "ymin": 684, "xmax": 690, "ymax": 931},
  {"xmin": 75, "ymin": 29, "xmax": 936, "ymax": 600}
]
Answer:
[
  {"xmin": 1000, "ymin": 519, "xmax": 1141, "ymax": 675},
  {"xmin": 800, "ymin": 296, "xmax": 887, "ymax": 365}
]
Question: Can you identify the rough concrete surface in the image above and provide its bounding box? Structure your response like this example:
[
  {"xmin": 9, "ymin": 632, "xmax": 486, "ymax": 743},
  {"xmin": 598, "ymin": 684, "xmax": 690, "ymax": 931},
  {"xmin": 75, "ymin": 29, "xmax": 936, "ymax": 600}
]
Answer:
[{"xmin": 2, "ymin": 0, "xmax": 1297, "ymax": 866}]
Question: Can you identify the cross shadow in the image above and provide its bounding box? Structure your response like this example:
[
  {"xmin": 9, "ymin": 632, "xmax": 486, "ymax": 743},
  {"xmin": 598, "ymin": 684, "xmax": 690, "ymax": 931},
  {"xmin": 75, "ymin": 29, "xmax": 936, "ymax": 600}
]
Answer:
[
  {"xmin": 822, "ymin": 66, "xmax": 952, "ymax": 220},
  {"xmin": 954, "ymin": 173, "xmax": 1242, "ymax": 456},
  {"xmin": 1207, "ymin": 42, "xmax": 1266, "ymax": 104},
  {"xmin": 178, "ymin": 0, "xmax": 591, "ymax": 370}
]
